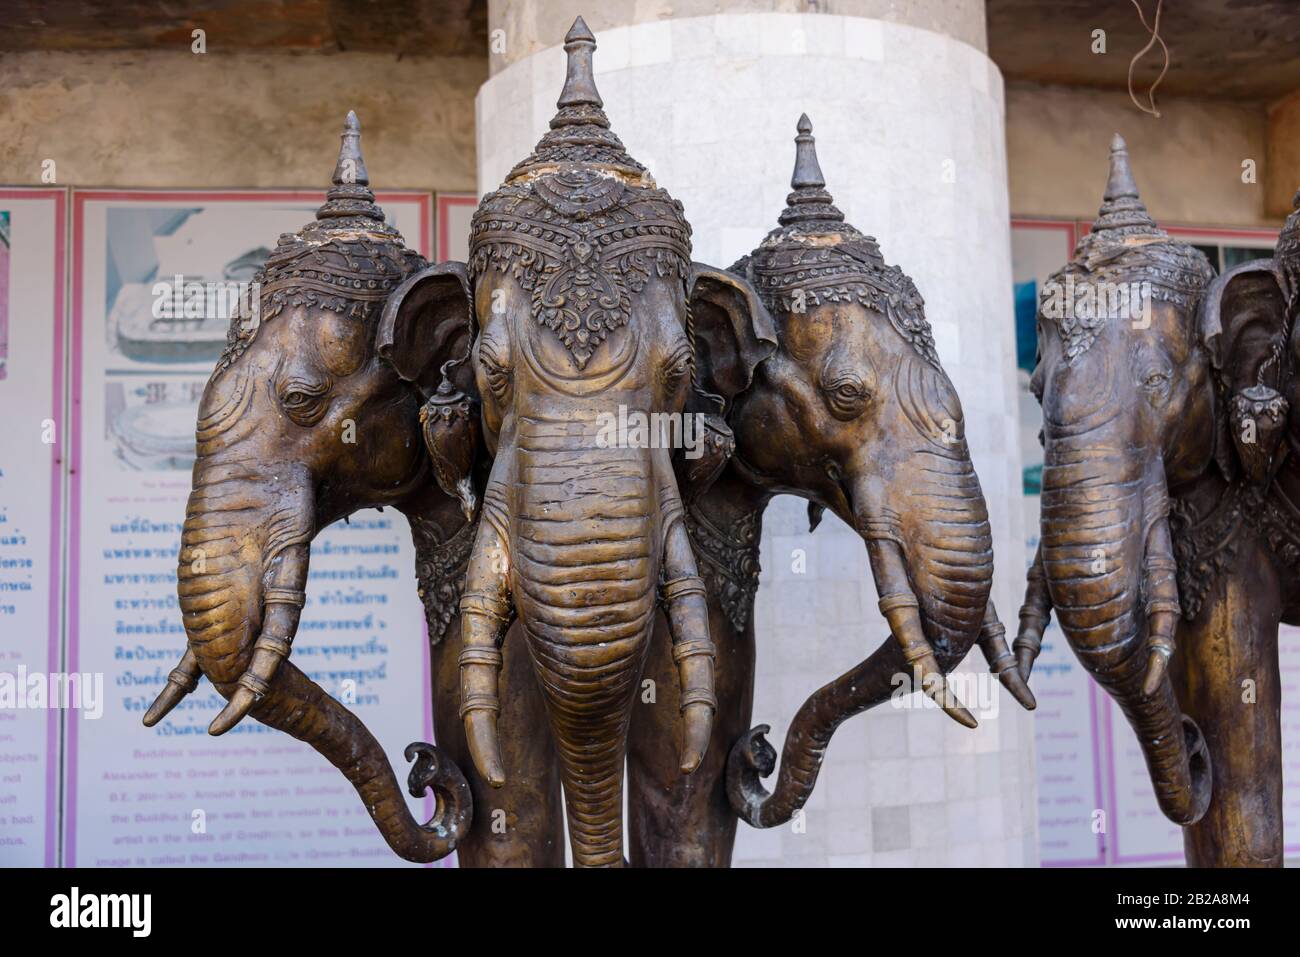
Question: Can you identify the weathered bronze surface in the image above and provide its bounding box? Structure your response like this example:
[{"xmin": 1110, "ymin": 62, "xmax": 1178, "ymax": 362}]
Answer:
[
  {"xmin": 1019, "ymin": 134, "xmax": 1295, "ymax": 866},
  {"xmin": 383, "ymin": 17, "xmax": 776, "ymax": 867},
  {"xmin": 142, "ymin": 112, "xmax": 484, "ymax": 861},
  {"xmin": 627, "ymin": 116, "xmax": 1034, "ymax": 866},
  {"xmin": 142, "ymin": 18, "xmax": 1046, "ymax": 868}
]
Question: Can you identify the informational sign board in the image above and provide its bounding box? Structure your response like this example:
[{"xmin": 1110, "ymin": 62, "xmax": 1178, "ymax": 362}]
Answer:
[
  {"xmin": 0, "ymin": 189, "xmax": 66, "ymax": 867},
  {"xmin": 63, "ymin": 190, "xmax": 441, "ymax": 867},
  {"xmin": 1012, "ymin": 218, "xmax": 1300, "ymax": 865}
]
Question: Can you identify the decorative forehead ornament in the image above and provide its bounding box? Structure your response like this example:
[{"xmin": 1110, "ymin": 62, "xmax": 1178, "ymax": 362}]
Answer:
[
  {"xmin": 218, "ymin": 111, "xmax": 425, "ymax": 372},
  {"xmin": 1044, "ymin": 134, "xmax": 1214, "ymax": 363},
  {"xmin": 468, "ymin": 16, "xmax": 693, "ymax": 370},
  {"xmin": 729, "ymin": 115, "xmax": 941, "ymax": 370}
]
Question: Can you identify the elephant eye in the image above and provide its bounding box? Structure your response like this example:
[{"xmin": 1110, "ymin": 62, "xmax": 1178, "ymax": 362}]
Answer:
[
  {"xmin": 1142, "ymin": 371, "xmax": 1170, "ymax": 389},
  {"xmin": 278, "ymin": 378, "xmax": 330, "ymax": 424},
  {"xmin": 663, "ymin": 350, "xmax": 693, "ymax": 384},
  {"xmin": 824, "ymin": 376, "xmax": 871, "ymax": 420},
  {"xmin": 480, "ymin": 354, "xmax": 511, "ymax": 398}
]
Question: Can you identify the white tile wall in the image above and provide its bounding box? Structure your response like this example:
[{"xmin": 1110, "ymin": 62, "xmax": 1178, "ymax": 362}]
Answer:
[{"xmin": 476, "ymin": 12, "xmax": 1038, "ymax": 867}]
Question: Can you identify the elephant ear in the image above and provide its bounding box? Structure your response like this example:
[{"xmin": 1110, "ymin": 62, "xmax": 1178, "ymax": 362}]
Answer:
[
  {"xmin": 675, "ymin": 263, "xmax": 778, "ymax": 501},
  {"xmin": 377, "ymin": 260, "xmax": 476, "ymax": 397},
  {"xmin": 378, "ymin": 261, "xmax": 483, "ymax": 521},
  {"xmin": 1199, "ymin": 258, "xmax": 1291, "ymax": 483},
  {"xmin": 688, "ymin": 262, "xmax": 778, "ymax": 412}
]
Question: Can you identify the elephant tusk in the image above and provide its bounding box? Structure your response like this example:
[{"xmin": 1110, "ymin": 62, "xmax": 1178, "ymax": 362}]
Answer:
[
  {"xmin": 208, "ymin": 587, "xmax": 304, "ymax": 736},
  {"xmin": 865, "ymin": 536, "xmax": 976, "ymax": 728},
  {"xmin": 977, "ymin": 601, "xmax": 1036, "ymax": 711},
  {"xmin": 878, "ymin": 591, "xmax": 977, "ymax": 728},
  {"xmin": 459, "ymin": 641, "xmax": 506, "ymax": 787},
  {"xmin": 1140, "ymin": 516, "xmax": 1180, "ymax": 698},
  {"xmin": 1014, "ymin": 543, "xmax": 1051, "ymax": 681},
  {"xmin": 1142, "ymin": 607, "xmax": 1177, "ymax": 697},
  {"xmin": 658, "ymin": 482, "xmax": 718, "ymax": 775},
  {"xmin": 142, "ymin": 647, "xmax": 202, "ymax": 727}
]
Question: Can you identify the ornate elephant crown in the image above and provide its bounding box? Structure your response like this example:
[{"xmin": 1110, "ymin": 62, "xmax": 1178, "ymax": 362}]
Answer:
[
  {"xmin": 1044, "ymin": 134, "xmax": 1214, "ymax": 363},
  {"xmin": 729, "ymin": 115, "xmax": 942, "ymax": 371},
  {"xmin": 218, "ymin": 112, "xmax": 426, "ymax": 373},
  {"xmin": 468, "ymin": 17, "xmax": 693, "ymax": 370}
]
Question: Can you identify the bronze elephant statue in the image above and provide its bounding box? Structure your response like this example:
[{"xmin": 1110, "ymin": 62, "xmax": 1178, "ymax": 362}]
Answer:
[
  {"xmin": 142, "ymin": 113, "xmax": 488, "ymax": 863},
  {"xmin": 383, "ymin": 17, "xmax": 774, "ymax": 867},
  {"xmin": 1018, "ymin": 133, "xmax": 1298, "ymax": 867},
  {"xmin": 141, "ymin": 23, "xmax": 1040, "ymax": 871},
  {"xmin": 624, "ymin": 115, "xmax": 1036, "ymax": 865}
]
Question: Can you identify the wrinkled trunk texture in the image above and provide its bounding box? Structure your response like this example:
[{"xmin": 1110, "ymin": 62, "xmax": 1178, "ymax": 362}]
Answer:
[
  {"xmin": 512, "ymin": 413, "xmax": 656, "ymax": 867},
  {"xmin": 730, "ymin": 447, "xmax": 992, "ymax": 827},
  {"xmin": 1040, "ymin": 437, "xmax": 1210, "ymax": 824},
  {"xmin": 178, "ymin": 462, "xmax": 466, "ymax": 861}
]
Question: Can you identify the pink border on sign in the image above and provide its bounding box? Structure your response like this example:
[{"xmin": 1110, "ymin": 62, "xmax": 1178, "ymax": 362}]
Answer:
[
  {"xmin": 1010, "ymin": 217, "xmax": 1079, "ymax": 250},
  {"xmin": 65, "ymin": 188, "xmax": 432, "ymax": 867},
  {"xmin": 1, "ymin": 189, "xmax": 67, "ymax": 868},
  {"xmin": 437, "ymin": 194, "xmax": 476, "ymax": 263}
]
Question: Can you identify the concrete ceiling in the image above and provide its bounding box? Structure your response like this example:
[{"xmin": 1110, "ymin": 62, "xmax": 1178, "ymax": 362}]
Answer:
[
  {"xmin": 0, "ymin": 0, "xmax": 489, "ymax": 57},
  {"xmin": 987, "ymin": 0, "xmax": 1300, "ymax": 102}
]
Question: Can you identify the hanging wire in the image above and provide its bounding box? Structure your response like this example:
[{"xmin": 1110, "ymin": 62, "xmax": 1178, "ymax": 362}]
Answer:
[{"xmin": 1128, "ymin": 0, "xmax": 1169, "ymax": 117}]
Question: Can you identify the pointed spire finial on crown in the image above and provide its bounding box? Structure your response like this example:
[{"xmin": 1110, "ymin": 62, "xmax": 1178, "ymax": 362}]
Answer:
[
  {"xmin": 317, "ymin": 110, "xmax": 384, "ymax": 223},
  {"xmin": 791, "ymin": 114, "xmax": 826, "ymax": 190},
  {"xmin": 506, "ymin": 15, "xmax": 646, "ymax": 180},
  {"xmin": 1088, "ymin": 131, "xmax": 1157, "ymax": 236},
  {"xmin": 779, "ymin": 113, "xmax": 844, "ymax": 228},
  {"xmin": 1104, "ymin": 133, "xmax": 1139, "ymax": 201},
  {"xmin": 556, "ymin": 16, "xmax": 602, "ymax": 112}
]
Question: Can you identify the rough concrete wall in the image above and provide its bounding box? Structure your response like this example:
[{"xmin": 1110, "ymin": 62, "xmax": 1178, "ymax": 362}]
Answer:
[
  {"xmin": 0, "ymin": 50, "xmax": 485, "ymax": 191},
  {"xmin": 1268, "ymin": 92, "xmax": 1300, "ymax": 220},
  {"xmin": 1007, "ymin": 83, "xmax": 1273, "ymax": 227},
  {"xmin": 487, "ymin": 0, "xmax": 987, "ymax": 72}
]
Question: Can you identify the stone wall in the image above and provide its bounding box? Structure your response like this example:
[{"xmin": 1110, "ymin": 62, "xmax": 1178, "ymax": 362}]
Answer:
[
  {"xmin": 0, "ymin": 50, "xmax": 484, "ymax": 191},
  {"xmin": 1006, "ymin": 82, "xmax": 1274, "ymax": 227}
]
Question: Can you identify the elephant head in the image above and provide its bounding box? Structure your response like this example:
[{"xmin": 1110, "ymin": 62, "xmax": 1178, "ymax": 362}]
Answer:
[
  {"xmin": 724, "ymin": 116, "xmax": 1034, "ymax": 827},
  {"xmin": 386, "ymin": 18, "xmax": 773, "ymax": 866},
  {"xmin": 1199, "ymin": 191, "xmax": 1300, "ymax": 491},
  {"xmin": 1018, "ymin": 135, "xmax": 1220, "ymax": 825},
  {"xmin": 142, "ymin": 113, "xmax": 476, "ymax": 862}
]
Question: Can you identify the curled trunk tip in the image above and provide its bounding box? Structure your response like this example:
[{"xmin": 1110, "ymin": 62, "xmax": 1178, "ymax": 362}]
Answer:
[
  {"xmin": 726, "ymin": 724, "xmax": 779, "ymax": 827},
  {"xmin": 1168, "ymin": 714, "xmax": 1212, "ymax": 825}
]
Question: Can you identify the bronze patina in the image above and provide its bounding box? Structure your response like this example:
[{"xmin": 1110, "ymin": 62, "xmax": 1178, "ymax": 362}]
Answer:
[
  {"xmin": 384, "ymin": 16, "xmax": 774, "ymax": 867},
  {"xmin": 1020, "ymin": 135, "xmax": 1296, "ymax": 866},
  {"xmin": 628, "ymin": 116, "xmax": 1034, "ymax": 865}
]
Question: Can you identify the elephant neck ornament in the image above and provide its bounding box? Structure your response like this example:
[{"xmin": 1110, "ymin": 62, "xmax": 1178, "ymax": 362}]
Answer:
[
  {"xmin": 145, "ymin": 113, "xmax": 476, "ymax": 864},
  {"xmin": 443, "ymin": 16, "xmax": 729, "ymax": 868}
]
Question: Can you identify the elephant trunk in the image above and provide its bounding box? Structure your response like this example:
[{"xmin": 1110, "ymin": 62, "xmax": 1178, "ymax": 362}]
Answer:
[
  {"xmin": 729, "ymin": 451, "xmax": 993, "ymax": 826},
  {"xmin": 512, "ymin": 425, "xmax": 658, "ymax": 867},
  {"xmin": 1039, "ymin": 437, "xmax": 1211, "ymax": 825},
  {"xmin": 173, "ymin": 463, "xmax": 469, "ymax": 862}
]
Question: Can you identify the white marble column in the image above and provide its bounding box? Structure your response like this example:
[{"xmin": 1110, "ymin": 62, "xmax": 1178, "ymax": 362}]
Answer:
[{"xmin": 477, "ymin": 1, "xmax": 1036, "ymax": 867}]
